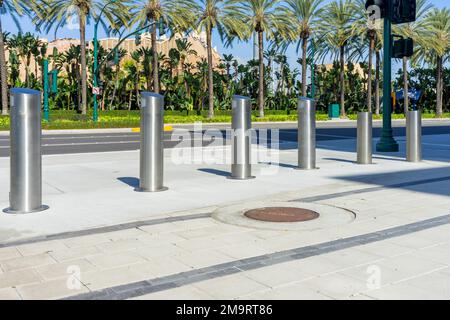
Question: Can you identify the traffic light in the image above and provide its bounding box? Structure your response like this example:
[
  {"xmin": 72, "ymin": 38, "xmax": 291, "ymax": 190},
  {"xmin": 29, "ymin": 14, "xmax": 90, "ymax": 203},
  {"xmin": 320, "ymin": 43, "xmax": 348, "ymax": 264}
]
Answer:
[
  {"xmin": 391, "ymin": 0, "xmax": 416, "ymax": 24},
  {"xmin": 393, "ymin": 37, "xmax": 414, "ymax": 58},
  {"xmin": 365, "ymin": 0, "xmax": 386, "ymax": 18}
]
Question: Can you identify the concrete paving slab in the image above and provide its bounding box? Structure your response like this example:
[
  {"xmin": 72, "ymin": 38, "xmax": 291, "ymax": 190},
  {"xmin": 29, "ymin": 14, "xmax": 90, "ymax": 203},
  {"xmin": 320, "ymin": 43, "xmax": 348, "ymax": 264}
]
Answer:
[{"xmin": 0, "ymin": 131, "xmax": 449, "ymax": 300}]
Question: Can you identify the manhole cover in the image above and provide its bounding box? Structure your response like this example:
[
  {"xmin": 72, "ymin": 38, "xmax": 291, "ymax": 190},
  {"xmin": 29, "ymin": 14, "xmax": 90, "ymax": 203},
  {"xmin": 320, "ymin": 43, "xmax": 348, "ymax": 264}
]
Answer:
[{"xmin": 244, "ymin": 207, "xmax": 319, "ymax": 223}]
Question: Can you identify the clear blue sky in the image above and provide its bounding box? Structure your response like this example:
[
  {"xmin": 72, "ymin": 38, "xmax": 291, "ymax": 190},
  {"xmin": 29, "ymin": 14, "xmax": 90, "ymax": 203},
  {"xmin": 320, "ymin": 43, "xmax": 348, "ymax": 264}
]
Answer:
[{"xmin": 2, "ymin": 0, "xmax": 447, "ymax": 73}]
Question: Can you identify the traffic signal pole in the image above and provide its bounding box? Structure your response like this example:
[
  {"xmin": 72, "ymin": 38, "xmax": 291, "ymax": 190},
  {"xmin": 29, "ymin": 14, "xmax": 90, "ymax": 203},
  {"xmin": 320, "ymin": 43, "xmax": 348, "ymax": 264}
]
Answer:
[{"xmin": 376, "ymin": 0, "xmax": 399, "ymax": 152}]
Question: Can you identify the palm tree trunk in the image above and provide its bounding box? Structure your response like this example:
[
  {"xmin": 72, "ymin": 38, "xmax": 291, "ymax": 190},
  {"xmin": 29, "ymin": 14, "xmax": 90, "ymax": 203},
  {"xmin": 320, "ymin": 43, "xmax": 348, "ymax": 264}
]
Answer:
[
  {"xmin": 339, "ymin": 45, "xmax": 346, "ymax": 117},
  {"xmin": 206, "ymin": 25, "xmax": 214, "ymax": 119},
  {"xmin": 258, "ymin": 31, "xmax": 264, "ymax": 118},
  {"xmin": 436, "ymin": 55, "xmax": 443, "ymax": 117},
  {"xmin": 34, "ymin": 57, "xmax": 38, "ymax": 78},
  {"xmin": 25, "ymin": 57, "xmax": 31, "ymax": 87},
  {"xmin": 0, "ymin": 18, "xmax": 8, "ymax": 115},
  {"xmin": 135, "ymin": 75, "xmax": 140, "ymax": 108},
  {"xmin": 110, "ymin": 64, "xmax": 120, "ymax": 109},
  {"xmin": 375, "ymin": 50, "xmax": 380, "ymax": 115},
  {"xmin": 403, "ymin": 57, "xmax": 408, "ymax": 114},
  {"xmin": 147, "ymin": 70, "xmax": 152, "ymax": 91},
  {"xmin": 301, "ymin": 36, "xmax": 308, "ymax": 97},
  {"xmin": 79, "ymin": 14, "xmax": 87, "ymax": 115},
  {"xmin": 151, "ymin": 26, "xmax": 159, "ymax": 93},
  {"xmin": 367, "ymin": 36, "xmax": 374, "ymax": 113},
  {"xmin": 128, "ymin": 90, "xmax": 132, "ymax": 111}
]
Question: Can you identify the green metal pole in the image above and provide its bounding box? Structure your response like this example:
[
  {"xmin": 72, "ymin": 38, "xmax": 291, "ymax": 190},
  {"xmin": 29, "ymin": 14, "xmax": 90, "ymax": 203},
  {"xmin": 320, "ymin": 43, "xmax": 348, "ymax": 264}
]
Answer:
[
  {"xmin": 376, "ymin": 2, "xmax": 399, "ymax": 152},
  {"xmin": 43, "ymin": 59, "xmax": 49, "ymax": 122},
  {"xmin": 93, "ymin": 23, "xmax": 99, "ymax": 123}
]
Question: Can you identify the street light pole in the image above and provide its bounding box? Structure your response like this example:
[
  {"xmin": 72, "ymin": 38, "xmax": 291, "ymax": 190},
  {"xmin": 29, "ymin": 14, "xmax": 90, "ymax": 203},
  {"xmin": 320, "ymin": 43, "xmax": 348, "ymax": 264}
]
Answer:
[{"xmin": 376, "ymin": 1, "xmax": 399, "ymax": 152}]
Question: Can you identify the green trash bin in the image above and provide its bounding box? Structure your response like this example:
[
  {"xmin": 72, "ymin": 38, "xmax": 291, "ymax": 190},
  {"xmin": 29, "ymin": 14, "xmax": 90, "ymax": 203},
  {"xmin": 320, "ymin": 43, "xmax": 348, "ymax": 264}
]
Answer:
[{"xmin": 328, "ymin": 104, "xmax": 340, "ymax": 119}]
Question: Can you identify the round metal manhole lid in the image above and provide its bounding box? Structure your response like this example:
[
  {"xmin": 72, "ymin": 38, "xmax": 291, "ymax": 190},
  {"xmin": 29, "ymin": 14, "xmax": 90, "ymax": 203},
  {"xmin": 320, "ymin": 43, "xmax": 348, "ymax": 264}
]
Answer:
[{"xmin": 244, "ymin": 207, "xmax": 320, "ymax": 223}]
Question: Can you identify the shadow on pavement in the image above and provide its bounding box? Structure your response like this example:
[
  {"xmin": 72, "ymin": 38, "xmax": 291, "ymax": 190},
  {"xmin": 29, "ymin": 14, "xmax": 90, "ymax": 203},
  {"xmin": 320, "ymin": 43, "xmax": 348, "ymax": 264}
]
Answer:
[
  {"xmin": 322, "ymin": 157, "xmax": 357, "ymax": 164},
  {"xmin": 117, "ymin": 177, "xmax": 139, "ymax": 188},
  {"xmin": 331, "ymin": 166, "xmax": 450, "ymax": 198},
  {"xmin": 198, "ymin": 168, "xmax": 231, "ymax": 177}
]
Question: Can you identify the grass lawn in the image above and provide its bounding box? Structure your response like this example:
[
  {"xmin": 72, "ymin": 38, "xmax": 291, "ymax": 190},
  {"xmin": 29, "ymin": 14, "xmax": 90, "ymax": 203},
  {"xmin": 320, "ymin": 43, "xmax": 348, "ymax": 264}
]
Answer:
[{"xmin": 0, "ymin": 110, "xmax": 448, "ymax": 131}]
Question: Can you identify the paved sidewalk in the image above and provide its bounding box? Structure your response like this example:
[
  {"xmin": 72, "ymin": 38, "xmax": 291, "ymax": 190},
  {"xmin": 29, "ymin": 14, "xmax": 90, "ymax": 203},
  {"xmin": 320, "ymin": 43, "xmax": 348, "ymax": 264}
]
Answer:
[{"xmin": 0, "ymin": 132, "xmax": 449, "ymax": 299}]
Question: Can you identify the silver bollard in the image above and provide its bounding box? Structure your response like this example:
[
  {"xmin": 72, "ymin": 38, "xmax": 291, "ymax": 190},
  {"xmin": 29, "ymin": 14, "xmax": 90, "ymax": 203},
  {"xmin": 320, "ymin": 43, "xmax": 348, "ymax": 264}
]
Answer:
[
  {"xmin": 297, "ymin": 97, "xmax": 317, "ymax": 170},
  {"xmin": 4, "ymin": 88, "xmax": 48, "ymax": 214},
  {"xmin": 406, "ymin": 110, "xmax": 422, "ymax": 162},
  {"xmin": 229, "ymin": 95, "xmax": 255, "ymax": 180},
  {"xmin": 136, "ymin": 92, "xmax": 168, "ymax": 192},
  {"xmin": 357, "ymin": 111, "xmax": 373, "ymax": 164}
]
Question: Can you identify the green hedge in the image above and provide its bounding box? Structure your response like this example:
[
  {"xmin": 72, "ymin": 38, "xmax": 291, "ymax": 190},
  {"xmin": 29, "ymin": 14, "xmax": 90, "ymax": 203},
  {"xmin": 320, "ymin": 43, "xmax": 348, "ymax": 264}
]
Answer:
[{"xmin": 0, "ymin": 111, "xmax": 449, "ymax": 131}]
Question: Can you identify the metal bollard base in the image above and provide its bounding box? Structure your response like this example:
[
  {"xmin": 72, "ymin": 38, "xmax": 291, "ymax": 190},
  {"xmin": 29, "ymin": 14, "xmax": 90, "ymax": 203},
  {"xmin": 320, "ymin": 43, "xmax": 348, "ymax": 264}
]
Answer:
[
  {"xmin": 227, "ymin": 175, "xmax": 256, "ymax": 180},
  {"xmin": 294, "ymin": 166, "xmax": 319, "ymax": 170},
  {"xmin": 3, "ymin": 205, "xmax": 49, "ymax": 215},
  {"xmin": 134, "ymin": 186, "xmax": 169, "ymax": 193}
]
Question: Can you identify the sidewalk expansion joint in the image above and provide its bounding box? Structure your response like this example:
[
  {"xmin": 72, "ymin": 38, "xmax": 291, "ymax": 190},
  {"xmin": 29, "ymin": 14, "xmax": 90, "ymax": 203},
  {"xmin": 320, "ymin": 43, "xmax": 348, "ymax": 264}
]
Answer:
[
  {"xmin": 64, "ymin": 213, "xmax": 450, "ymax": 300},
  {"xmin": 0, "ymin": 213, "xmax": 212, "ymax": 248}
]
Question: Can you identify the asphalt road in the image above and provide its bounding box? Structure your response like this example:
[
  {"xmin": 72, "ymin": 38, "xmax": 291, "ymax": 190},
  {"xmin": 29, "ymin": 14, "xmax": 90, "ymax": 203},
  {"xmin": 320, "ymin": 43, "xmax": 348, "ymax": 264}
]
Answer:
[{"xmin": 1, "ymin": 122, "xmax": 450, "ymax": 157}]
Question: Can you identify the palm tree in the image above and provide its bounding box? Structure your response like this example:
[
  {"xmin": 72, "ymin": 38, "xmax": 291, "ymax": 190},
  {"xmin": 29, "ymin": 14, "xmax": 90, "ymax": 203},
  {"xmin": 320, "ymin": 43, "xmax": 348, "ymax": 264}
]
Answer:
[
  {"xmin": 264, "ymin": 47, "xmax": 278, "ymax": 93},
  {"xmin": 7, "ymin": 32, "xmax": 42, "ymax": 87},
  {"xmin": 166, "ymin": 47, "xmax": 180, "ymax": 79},
  {"xmin": 0, "ymin": 0, "xmax": 39, "ymax": 114},
  {"xmin": 195, "ymin": 0, "xmax": 245, "ymax": 119},
  {"xmin": 36, "ymin": 0, "xmax": 129, "ymax": 115},
  {"xmin": 275, "ymin": 53, "xmax": 287, "ymax": 94},
  {"xmin": 174, "ymin": 38, "xmax": 197, "ymax": 96},
  {"xmin": 353, "ymin": 0, "xmax": 382, "ymax": 113},
  {"xmin": 131, "ymin": 0, "xmax": 196, "ymax": 94},
  {"xmin": 130, "ymin": 50, "xmax": 143, "ymax": 108},
  {"xmin": 237, "ymin": 0, "xmax": 291, "ymax": 117},
  {"xmin": 136, "ymin": 47, "xmax": 154, "ymax": 90},
  {"xmin": 56, "ymin": 45, "xmax": 82, "ymax": 110},
  {"xmin": 316, "ymin": 0, "xmax": 358, "ymax": 117},
  {"xmin": 223, "ymin": 53, "xmax": 235, "ymax": 78},
  {"xmin": 174, "ymin": 39, "xmax": 197, "ymax": 73},
  {"xmin": 282, "ymin": 0, "xmax": 324, "ymax": 97},
  {"xmin": 418, "ymin": 8, "xmax": 450, "ymax": 117},
  {"xmin": 394, "ymin": 0, "xmax": 432, "ymax": 114}
]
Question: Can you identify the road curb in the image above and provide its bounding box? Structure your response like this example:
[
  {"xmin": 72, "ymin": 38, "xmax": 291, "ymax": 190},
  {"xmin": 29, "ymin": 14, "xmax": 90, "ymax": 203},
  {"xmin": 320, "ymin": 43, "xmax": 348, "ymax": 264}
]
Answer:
[{"xmin": 0, "ymin": 118, "xmax": 449, "ymax": 136}]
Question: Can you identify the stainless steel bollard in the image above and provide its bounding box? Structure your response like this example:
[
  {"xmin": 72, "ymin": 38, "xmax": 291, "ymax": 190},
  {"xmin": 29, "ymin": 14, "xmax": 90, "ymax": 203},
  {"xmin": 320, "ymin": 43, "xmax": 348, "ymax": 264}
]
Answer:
[
  {"xmin": 406, "ymin": 110, "xmax": 422, "ymax": 162},
  {"xmin": 229, "ymin": 95, "xmax": 255, "ymax": 180},
  {"xmin": 136, "ymin": 92, "xmax": 168, "ymax": 192},
  {"xmin": 357, "ymin": 112, "xmax": 373, "ymax": 164},
  {"xmin": 297, "ymin": 97, "xmax": 317, "ymax": 170},
  {"xmin": 4, "ymin": 88, "xmax": 48, "ymax": 214}
]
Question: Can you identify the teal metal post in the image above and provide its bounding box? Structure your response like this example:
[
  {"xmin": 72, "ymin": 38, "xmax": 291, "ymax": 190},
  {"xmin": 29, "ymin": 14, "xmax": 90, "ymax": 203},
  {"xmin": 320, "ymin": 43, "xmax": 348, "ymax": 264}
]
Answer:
[
  {"xmin": 93, "ymin": 22, "xmax": 99, "ymax": 123},
  {"xmin": 376, "ymin": 2, "xmax": 399, "ymax": 152},
  {"xmin": 43, "ymin": 59, "xmax": 49, "ymax": 122}
]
